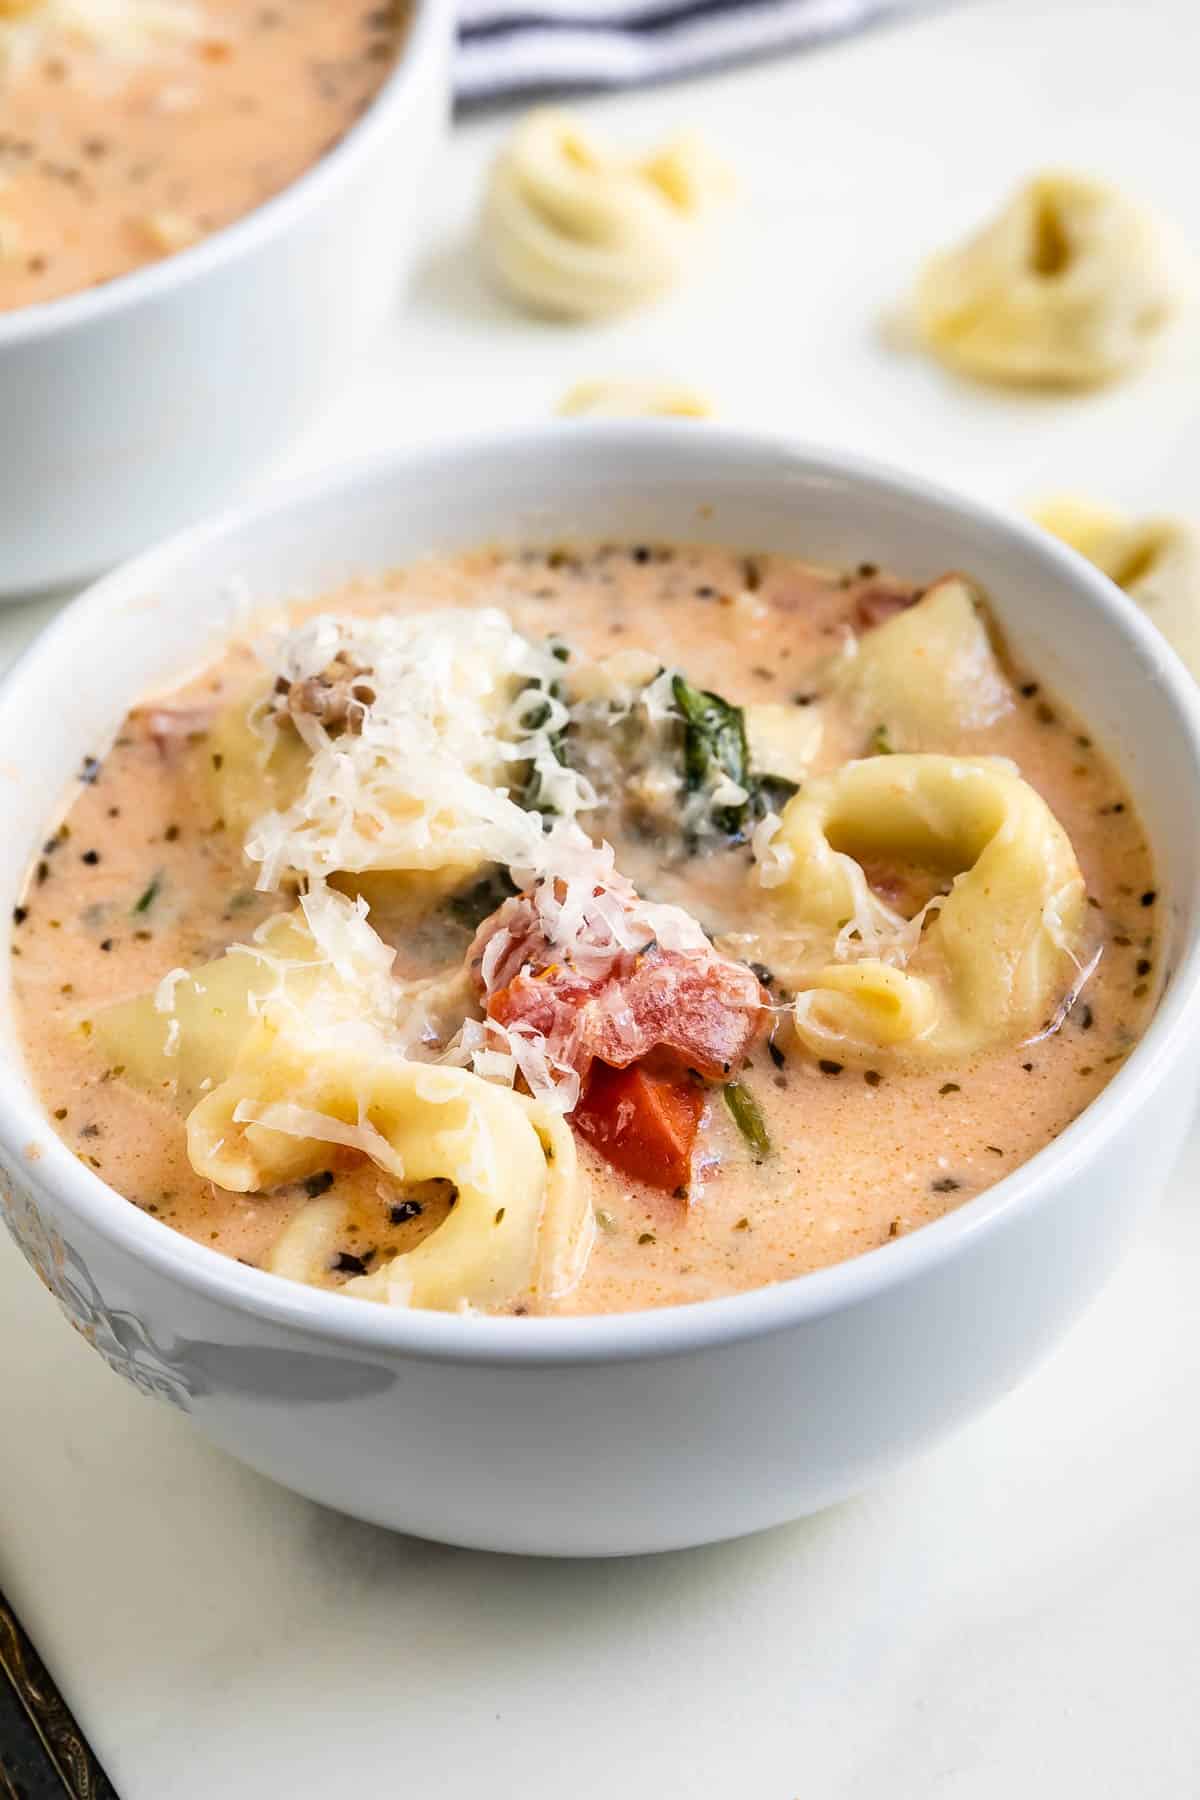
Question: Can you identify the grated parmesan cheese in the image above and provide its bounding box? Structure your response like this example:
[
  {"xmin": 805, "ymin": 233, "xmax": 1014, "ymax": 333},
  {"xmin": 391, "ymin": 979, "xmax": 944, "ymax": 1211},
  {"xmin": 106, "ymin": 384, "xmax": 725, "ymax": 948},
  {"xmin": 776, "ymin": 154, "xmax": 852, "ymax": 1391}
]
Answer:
[
  {"xmin": 244, "ymin": 610, "xmax": 596, "ymax": 890},
  {"xmin": 153, "ymin": 965, "xmax": 190, "ymax": 1013}
]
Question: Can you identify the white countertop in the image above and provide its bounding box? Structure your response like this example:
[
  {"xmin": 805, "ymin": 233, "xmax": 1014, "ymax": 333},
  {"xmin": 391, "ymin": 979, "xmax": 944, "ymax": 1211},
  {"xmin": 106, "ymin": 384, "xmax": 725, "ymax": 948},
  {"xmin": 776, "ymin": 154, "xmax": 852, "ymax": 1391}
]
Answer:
[{"xmin": 3, "ymin": 1, "xmax": 1200, "ymax": 1793}]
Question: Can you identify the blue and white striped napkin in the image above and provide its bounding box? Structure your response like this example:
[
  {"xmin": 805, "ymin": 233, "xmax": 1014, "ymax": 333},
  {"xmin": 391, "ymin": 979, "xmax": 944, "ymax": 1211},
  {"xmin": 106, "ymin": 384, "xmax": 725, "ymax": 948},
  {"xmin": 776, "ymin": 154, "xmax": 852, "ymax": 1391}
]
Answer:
[{"xmin": 456, "ymin": 0, "xmax": 925, "ymax": 104}]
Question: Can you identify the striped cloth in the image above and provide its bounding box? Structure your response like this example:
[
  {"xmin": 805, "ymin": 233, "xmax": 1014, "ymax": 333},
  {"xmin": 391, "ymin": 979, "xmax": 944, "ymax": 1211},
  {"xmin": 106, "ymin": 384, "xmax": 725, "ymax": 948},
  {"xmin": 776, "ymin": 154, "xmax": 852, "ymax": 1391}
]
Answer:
[{"xmin": 456, "ymin": 0, "xmax": 925, "ymax": 104}]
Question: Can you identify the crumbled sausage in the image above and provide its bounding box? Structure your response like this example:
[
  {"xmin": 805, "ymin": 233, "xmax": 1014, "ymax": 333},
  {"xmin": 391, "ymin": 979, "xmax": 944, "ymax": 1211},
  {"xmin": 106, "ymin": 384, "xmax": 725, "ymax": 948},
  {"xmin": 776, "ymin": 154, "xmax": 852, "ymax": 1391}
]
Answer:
[{"xmin": 275, "ymin": 653, "xmax": 376, "ymax": 736}]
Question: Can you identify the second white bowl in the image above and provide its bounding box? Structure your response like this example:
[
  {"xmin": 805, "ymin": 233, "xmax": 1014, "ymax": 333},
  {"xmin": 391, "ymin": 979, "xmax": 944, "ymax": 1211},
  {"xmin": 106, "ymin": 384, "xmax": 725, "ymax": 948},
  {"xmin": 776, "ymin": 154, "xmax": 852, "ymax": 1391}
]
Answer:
[{"xmin": 0, "ymin": 0, "xmax": 451, "ymax": 599}]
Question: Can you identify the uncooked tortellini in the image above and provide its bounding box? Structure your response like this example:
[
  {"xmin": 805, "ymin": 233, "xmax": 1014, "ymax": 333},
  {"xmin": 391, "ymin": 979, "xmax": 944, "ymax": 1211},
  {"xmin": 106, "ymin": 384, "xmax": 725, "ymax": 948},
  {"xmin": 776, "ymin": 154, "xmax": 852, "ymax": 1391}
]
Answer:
[
  {"xmin": 1032, "ymin": 497, "xmax": 1200, "ymax": 680},
  {"xmin": 482, "ymin": 108, "xmax": 732, "ymax": 321},
  {"xmin": 558, "ymin": 379, "xmax": 712, "ymax": 419},
  {"xmin": 915, "ymin": 172, "xmax": 1175, "ymax": 388},
  {"xmin": 760, "ymin": 754, "xmax": 1086, "ymax": 1063}
]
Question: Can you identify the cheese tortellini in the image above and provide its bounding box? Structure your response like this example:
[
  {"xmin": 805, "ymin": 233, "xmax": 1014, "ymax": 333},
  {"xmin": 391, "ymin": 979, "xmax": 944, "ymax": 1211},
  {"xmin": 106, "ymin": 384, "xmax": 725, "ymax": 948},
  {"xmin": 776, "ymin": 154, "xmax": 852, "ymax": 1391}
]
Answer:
[
  {"xmin": 191, "ymin": 1034, "xmax": 591, "ymax": 1312},
  {"xmin": 915, "ymin": 172, "xmax": 1175, "ymax": 388},
  {"xmin": 211, "ymin": 609, "xmax": 589, "ymax": 892},
  {"xmin": 558, "ymin": 379, "xmax": 712, "ymax": 419},
  {"xmin": 743, "ymin": 700, "xmax": 824, "ymax": 784},
  {"xmin": 94, "ymin": 886, "xmax": 590, "ymax": 1312},
  {"xmin": 481, "ymin": 108, "xmax": 732, "ymax": 321},
  {"xmin": 760, "ymin": 754, "xmax": 1086, "ymax": 1063},
  {"xmin": 832, "ymin": 576, "xmax": 1014, "ymax": 748},
  {"xmin": 1032, "ymin": 497, "xmax": 1200, "ymax": 681}
]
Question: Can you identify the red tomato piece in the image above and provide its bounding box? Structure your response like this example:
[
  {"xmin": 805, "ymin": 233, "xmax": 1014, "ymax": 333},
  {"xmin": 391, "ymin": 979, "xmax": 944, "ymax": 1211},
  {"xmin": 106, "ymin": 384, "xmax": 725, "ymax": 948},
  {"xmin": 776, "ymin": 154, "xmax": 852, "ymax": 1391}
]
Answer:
[{"xmin": 573, "ymin": 1061, "xmax": 705, "ymax": 1193}]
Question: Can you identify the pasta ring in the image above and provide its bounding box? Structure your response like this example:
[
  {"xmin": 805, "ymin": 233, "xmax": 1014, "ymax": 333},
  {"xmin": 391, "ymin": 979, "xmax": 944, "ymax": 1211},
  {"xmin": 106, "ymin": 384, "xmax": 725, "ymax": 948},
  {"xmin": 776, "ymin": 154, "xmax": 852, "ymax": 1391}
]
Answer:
[
  {"xmin": 481, "ymin": 108, "xmax": 731, "ymax": 321},
  {"xmin": 765, "ymin": 754, "xmax": 1086, "ymax": 1062},
  {"xmin": 190, "ymin": 1032, "xmax": 592, "ymax": 1312},
  {"xmin": 1032, "ymin": 497, "xmax": 1200, "ymax": 681},
  {"xmin": 914, "ymin": 171, "xmax": 1175, "ymax": 388},
  {"xmin": 558, "ymin": 379, "xmax": 711, "ymax": 419}
]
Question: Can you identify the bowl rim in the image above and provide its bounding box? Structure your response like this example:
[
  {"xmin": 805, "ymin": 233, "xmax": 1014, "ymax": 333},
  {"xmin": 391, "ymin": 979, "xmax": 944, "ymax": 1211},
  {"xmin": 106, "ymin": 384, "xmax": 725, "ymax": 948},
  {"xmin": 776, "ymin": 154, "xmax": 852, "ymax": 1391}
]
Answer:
[
  {"xmin": 0, "ymin": 0, "xmax": 447, "ymax": 347},
  {"xmin": 4, "ymin": 422, "xmax": 1199, "ymax": 1368}
]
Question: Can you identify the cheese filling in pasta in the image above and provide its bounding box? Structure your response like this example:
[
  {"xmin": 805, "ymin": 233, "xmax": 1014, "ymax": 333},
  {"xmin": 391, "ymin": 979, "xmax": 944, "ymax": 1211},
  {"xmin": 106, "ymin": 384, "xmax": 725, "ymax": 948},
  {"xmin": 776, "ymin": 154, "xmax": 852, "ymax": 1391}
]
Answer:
[{"xmin": 13, "ymin": 541, "xmax": 1160, "ymax": 1315}]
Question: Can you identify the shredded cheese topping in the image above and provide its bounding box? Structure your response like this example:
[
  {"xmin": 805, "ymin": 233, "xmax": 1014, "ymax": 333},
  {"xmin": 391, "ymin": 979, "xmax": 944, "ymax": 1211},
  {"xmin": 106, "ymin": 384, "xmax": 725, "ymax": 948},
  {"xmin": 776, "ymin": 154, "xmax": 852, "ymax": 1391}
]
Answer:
[{"xmin": 245, "ymin": 610, "xmax": 595, "ymax": 890}]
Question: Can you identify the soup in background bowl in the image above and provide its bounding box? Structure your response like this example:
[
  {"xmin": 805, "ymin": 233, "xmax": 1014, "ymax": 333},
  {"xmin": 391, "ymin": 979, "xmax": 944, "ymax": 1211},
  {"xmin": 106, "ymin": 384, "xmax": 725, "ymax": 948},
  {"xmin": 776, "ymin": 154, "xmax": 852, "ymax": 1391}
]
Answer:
[
  {"xmin": 0, "ymin": 0, "xmax": 410, "ymax": 312},
  {"xmin": 0, "ymin": 0, "xmax": 449, "ymax": 597},
  {"xmin": 0, "ymin": 426, "xmax": 1197, "ymax": 1555}
]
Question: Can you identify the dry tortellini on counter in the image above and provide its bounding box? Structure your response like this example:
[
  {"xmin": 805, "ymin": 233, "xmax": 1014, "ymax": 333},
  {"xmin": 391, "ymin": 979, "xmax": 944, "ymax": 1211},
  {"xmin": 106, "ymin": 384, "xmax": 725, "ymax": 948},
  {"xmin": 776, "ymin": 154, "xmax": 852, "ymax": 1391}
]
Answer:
[
  {"xmin": 914, "ymin": 172, "xmax": 1177, "ymax": 388},
  {"xmin": 1031, "ymin": 497, "xmax": 1200, "ymax": 680},
  {"xmin": 558, "ymin": 379, "xmax": 712, "ymax": 419},
  {"xmin": 481, "ymin": 108, "xmax": 732, "ymax": 321},
  {"xmin": 757, "ymin": 754, "xmax": 1086, "ymax": 1064}
]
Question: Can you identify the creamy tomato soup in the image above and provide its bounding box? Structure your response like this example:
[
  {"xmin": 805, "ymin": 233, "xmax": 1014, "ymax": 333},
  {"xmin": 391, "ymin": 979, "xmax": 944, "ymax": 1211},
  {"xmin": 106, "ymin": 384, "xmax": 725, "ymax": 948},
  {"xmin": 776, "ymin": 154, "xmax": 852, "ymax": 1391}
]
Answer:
[
  {"xmin": 12, "ymin": 544, "xmax": 1161, "ymax": 1316},
  {"xmin": 0, "ymin": 0, "xmax": 406, "ymax": 311}
]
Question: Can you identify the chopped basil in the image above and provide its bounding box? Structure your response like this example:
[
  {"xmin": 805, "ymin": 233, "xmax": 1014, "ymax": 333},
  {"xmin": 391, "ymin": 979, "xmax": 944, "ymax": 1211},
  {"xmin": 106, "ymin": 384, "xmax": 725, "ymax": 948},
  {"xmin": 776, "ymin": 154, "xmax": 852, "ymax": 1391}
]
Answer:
[
  {"xmin": 723, "ymin": 1080, "xmax": 770, "ymax": 1159},
  {"xmin": 445, "ymin": 867, "xmax": 518, "ymax": 931},
  {"xmin": 870, "ymin": 724, "xmax": 895, "ymax": 755},
  {"xmin": 132, "ymin": 874, "xmax": 162, "ymax": 915},
  {"xmin": 670, "ymin": 673, "xmax": 798, "ymax": 842},
  {"xmin": 516, "ymin": 664, "xmax": 569, "ymax": 816}
]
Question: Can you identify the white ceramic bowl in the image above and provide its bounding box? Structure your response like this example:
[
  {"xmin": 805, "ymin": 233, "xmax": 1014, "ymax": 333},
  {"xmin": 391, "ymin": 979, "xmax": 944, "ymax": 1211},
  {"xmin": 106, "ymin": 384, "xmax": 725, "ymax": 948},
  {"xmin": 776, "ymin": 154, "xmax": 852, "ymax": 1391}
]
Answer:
[
  {"xmin": 2, "ymin": 426, "xmax": 1198, "ymax": 1557},
  {"xmin": 0, "ymin": 0, "xmax": 450, "ymax": 600}
]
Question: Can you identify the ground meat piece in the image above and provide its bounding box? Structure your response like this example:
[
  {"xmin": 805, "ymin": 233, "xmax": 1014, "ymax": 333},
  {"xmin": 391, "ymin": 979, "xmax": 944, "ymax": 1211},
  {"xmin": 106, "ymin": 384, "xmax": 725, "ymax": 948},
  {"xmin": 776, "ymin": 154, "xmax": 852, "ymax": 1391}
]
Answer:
[
  {"xmin": 275, "ymin": 652, "xmax": 377, "ymax": 736},
  {"xmin": 854, "ymin": 584, "xmax": 920, "ymax": 630},
  {"xmin": 471, "ymin": 882, "xmax": 767, "ymax": 1086}
]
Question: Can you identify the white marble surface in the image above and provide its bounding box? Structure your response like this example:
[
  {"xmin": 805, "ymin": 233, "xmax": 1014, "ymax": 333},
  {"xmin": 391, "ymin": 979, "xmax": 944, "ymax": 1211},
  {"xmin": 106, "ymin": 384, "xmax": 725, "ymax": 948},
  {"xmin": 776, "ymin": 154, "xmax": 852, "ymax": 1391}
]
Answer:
[{"xmin": 3, "ymin": 0, "xmax": 1200, "ymax": 1792}]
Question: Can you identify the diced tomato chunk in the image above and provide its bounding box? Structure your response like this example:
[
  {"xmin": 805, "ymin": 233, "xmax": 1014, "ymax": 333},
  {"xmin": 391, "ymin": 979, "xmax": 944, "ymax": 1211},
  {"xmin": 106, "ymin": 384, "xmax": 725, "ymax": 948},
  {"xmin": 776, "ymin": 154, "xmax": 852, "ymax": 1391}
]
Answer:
[{"xmin": 573, "ymin": 1061, "xmax": 705, "ymax": 1193}]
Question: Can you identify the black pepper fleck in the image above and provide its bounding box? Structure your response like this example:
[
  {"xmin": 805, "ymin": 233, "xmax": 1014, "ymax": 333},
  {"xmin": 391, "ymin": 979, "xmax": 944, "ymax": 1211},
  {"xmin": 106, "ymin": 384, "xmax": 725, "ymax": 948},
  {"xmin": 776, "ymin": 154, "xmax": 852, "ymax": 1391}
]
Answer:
[{"xmin": 332, "ymin": 1251, "xmax": 368, "ymax": 1276}]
